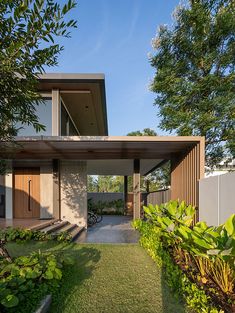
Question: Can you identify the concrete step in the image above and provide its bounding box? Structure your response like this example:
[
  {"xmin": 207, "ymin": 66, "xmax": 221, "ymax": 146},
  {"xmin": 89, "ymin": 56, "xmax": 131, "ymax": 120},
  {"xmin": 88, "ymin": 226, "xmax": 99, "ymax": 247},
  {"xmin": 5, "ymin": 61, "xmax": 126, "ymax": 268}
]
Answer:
[
  {"xmin": 41, "ymin": 221, "xmax": 69, "ymax": 234},
  {"xmin": 70, "ymin": 226, "xmax": 84, "ymax": 241},
  {"xmin": 30, "ymin": 219, "xmax": 60, "ymax": 231},
  {"xmin": 53, "ymin": 223, "xmax": 77, "ymax": 235}
]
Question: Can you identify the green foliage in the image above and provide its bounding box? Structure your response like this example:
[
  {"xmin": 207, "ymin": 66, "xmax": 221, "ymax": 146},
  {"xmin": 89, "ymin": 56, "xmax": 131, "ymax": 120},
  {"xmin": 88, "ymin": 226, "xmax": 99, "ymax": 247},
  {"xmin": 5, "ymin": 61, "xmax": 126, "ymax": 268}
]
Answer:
[
  {"xmin": 88, "ymin": 198, "xmax": 125, "ymax": 215},
  {"xmin": 0, "ymin": 227, "xmax": 72, "ymax": 244},
  {"xmin": 134, "ymin": 200, "xmax": 235, "ymax": 312},
  {"xmin": 150, "ymin": 0, "xmax": 235, "ymax": 167},
  {"xmin": 144, "ymin": 200, "xmax": 235, "ymax": 261},
  {"xmin": 127, "ymin": 128, "xmax": 157, "ymax": 136},
  {"xmin": 88, "ymin": 176, "xmax": 124, "ymax": 192},
  {"xmin": 0, "ymin": 0, "xmax": 77, "ymax": 173},
  {"xmin": 0, "ymin": 250, "xmax": 74, "ymax": 311},
  {"xmin": 126, "ymin": 129, "xmax": 171, "ymax": 190},
  {"xmin": 133, "ymin": 219, "xmax": 221, "ymax": 313}
]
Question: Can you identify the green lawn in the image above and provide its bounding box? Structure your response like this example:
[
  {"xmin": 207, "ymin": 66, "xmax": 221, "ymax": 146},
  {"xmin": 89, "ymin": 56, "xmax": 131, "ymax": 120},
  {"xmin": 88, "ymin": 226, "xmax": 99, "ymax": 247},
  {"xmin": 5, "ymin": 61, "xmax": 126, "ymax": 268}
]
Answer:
[{"xmin": 7, "ymin": 241, "xmax": 189, "ymax": 313}]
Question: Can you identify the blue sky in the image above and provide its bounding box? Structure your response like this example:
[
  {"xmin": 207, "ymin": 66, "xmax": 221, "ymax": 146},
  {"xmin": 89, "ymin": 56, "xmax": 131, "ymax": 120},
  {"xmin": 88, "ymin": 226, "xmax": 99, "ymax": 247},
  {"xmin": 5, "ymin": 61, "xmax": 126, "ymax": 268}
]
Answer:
[{"xmin": 50, "ymin": 0, "xmax": 180, "ymax": 135}]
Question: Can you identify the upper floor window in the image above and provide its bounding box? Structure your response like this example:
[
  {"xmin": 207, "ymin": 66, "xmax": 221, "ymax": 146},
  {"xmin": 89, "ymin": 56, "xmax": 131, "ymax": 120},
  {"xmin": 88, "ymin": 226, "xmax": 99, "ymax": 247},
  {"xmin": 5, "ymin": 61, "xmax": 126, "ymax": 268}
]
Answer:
[
  {"xmin": 17, "ymin": 97, "xmax": 52, "ymax": 136},
  {"xmin": 60, "ymin": 98, "xmax": 79, "ymax": 136}
]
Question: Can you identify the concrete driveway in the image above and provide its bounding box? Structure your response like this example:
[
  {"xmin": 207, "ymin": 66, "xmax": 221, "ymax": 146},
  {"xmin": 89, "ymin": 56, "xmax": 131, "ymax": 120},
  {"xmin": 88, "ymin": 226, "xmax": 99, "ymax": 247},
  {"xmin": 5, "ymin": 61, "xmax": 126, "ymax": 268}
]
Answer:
[{"xmin": 76, "ymin": 215, "xmax": 139, "ymax": 244}]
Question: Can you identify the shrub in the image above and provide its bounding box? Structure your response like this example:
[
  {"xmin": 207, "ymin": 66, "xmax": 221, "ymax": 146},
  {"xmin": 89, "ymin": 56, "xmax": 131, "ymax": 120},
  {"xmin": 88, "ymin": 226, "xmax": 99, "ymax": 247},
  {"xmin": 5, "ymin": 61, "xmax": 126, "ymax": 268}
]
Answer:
[
  {"xmin": 0, "ymin": 250, "xmax": 74, "ymax": 312},
  {"xmin": 0, "ymin": 227, "xmax": 72, "ymax": 243},
  {"xmin": 88, "ymin": 198, "xmax": 125, "ymax": 215},
  {"xmin": 133, "ymin": 200, "xmax": 235, "ymax": 313}
]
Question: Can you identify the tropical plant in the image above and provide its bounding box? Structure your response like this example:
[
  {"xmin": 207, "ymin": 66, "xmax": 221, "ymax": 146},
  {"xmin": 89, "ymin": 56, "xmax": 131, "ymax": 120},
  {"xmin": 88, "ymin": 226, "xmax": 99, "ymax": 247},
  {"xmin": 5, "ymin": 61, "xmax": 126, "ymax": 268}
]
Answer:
[
  {"xmin": 144, "ymin": 201, "xmax": 235, "ymax": 261},
  {"xmin": 134, "ymin": 200, "xmax": 235, "ymax": 311},
  {"xmin": 0, "ymin": 227, "xmax": 72, "ymax": 243},
  {"xmin": 133, "ymin": 218, "xmax": 223, "ymax": 312},
  {"xmin": 0, "ymin": 250, "xmax": 74, "ymax": 309},
  {"xmin": 207, "ymin": 257, "xmax": 234, "ymax": 294}
]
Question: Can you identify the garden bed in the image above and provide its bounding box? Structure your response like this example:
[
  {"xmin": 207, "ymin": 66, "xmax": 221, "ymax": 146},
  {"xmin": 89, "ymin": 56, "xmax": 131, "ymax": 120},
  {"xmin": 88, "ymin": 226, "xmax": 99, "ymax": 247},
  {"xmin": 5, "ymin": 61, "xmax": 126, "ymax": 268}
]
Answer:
[{"xmin": 133, "ymin": 200, "xmax": 235, "ymax": 313}]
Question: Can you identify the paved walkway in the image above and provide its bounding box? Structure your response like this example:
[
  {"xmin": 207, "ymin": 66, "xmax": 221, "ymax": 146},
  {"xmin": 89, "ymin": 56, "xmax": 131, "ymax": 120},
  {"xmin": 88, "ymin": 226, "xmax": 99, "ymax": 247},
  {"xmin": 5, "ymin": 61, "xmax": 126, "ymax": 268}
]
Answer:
[{"xmin": 76, "ymin": 215, "xmax": 139, "ymax": 243}]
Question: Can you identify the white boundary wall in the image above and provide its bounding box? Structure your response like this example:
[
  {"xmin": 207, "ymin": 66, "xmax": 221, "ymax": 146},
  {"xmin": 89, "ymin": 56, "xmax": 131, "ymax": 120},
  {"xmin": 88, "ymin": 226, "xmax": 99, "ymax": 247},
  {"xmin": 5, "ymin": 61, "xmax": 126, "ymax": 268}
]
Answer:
[{"xmin": 199, "ymin": 172, "xmax": 235, "ymax": 226}]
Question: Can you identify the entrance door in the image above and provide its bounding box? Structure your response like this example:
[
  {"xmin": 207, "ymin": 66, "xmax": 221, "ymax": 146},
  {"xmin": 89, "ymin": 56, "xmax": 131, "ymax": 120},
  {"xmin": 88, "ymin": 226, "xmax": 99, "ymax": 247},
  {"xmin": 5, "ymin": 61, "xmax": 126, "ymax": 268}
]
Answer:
[{"xmin": 13, "ymin": 168, "xmax": 40, "ymax": 218}]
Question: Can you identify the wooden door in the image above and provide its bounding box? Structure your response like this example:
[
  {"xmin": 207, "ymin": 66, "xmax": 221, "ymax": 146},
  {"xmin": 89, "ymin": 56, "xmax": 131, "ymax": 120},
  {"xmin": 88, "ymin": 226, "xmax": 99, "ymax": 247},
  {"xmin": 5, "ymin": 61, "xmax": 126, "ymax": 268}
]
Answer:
[{"xmin": 14, "ymin": 168, "xmax": 40, "ymax": 218}]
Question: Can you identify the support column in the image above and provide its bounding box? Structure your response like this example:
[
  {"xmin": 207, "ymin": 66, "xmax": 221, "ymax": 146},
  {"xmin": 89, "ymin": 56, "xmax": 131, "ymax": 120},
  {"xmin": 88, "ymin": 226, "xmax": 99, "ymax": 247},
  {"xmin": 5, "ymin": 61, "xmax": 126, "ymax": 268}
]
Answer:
[
  {"xmin": 5, "ymin": 161, "xmax": 13, "ymax": 219},
  {"xmin": 124, "ymin": 176, "xmax": 128, "ymax": 213},
  {"xmin": 133, "ymin": 159, "xmax": 140, "ymax": 219},
  {"xmin": 52, "ymin": 89, "xmax": 61, "ymax": 136},
  {"xmin": 53, "ymin": 159, "xmax": 60, "ymax": 219}
]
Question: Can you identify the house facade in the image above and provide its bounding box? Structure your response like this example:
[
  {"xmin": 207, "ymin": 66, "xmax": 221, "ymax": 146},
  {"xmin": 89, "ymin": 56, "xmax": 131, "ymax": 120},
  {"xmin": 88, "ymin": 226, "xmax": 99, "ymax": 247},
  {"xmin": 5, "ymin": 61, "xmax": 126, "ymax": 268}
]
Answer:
[{"xmin": 0, "ymin": 73, "xmax": 205, "ymax": 227}]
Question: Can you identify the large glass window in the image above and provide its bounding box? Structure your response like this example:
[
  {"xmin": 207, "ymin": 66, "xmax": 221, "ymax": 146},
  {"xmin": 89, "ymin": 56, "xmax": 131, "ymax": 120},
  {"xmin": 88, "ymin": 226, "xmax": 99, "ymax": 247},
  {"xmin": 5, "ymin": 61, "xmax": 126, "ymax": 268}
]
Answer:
[
  {"xmin": 60, "ymin": 99, "xmax": 79, "ymax": 136},
  {"xmin": 17, "ymin": 97, "xmax": 52, "ymax": 136}
]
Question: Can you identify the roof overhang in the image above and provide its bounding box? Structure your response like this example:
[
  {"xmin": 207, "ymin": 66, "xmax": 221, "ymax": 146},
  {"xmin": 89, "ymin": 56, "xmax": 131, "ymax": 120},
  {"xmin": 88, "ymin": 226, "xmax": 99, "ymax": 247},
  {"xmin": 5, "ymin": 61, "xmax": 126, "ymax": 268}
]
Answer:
[
  {"xmin": 38, "ymin": 73, "xmax": 108, "ymax": 136},
  {"xmin": 0, "ymin": 136, "xmax": 203, "ymax": 176}
]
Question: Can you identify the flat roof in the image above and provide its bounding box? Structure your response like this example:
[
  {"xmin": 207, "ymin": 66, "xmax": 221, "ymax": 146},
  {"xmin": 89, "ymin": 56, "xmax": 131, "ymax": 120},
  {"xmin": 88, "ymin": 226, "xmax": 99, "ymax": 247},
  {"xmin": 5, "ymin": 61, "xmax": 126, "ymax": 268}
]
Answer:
[
  {"xmin": 0, "ymin": 136, "xmax": 204, "ymax": 175},
  {"xmin": 38, "ymin": 73, "xmax": 105, "ymax": 81},
  {"xmin": 38, "ymin": 73, "xmax": 108, "ymax": 136}
]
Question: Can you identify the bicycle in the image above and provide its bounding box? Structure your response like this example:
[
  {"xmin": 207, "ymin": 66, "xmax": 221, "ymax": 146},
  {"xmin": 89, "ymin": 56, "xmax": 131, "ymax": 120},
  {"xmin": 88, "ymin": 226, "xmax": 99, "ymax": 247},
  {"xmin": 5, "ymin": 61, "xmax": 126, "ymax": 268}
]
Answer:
[{"xmin": 87, "ymin": 209, "xmax": 103, "ymax": 227}]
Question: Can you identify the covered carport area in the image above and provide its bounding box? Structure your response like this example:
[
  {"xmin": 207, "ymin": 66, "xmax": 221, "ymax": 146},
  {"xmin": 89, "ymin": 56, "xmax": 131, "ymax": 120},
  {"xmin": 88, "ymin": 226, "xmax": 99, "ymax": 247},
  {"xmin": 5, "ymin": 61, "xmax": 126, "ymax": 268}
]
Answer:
[{"xmin": 1, "ymin": 136, "xmax": 205, "ymax": 222}]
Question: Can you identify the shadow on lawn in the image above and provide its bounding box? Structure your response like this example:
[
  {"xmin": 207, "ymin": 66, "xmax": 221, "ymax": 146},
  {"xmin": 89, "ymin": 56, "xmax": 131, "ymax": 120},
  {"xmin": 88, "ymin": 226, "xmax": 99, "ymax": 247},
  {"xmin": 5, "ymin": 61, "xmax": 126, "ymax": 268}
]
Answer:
[
  {"xmin": 50, "ymin": 244, "xmax": 101, "ymax": 313},
  {"xmin": 161, "ymin": 269, "xmax": 188, "ymax": 313}
]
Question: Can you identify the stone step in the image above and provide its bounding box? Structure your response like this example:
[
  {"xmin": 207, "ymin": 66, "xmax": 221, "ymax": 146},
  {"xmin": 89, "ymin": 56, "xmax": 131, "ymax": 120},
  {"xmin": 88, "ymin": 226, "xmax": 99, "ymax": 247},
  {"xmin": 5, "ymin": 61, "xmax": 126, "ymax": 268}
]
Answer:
[
  {"xmin": 41, "ymin": 221, "xmax": 69, "ymax": 234},
  {"xmin": 70, "ymin": 226, "xmax": 84, "ymax": 241},
  {"xmin": 53, "ymin": 223, "xmax": 77, "ymax": 235},
  {"xmin": 30, "ymin": 219, "xmax": 60, "ymax": 231}
]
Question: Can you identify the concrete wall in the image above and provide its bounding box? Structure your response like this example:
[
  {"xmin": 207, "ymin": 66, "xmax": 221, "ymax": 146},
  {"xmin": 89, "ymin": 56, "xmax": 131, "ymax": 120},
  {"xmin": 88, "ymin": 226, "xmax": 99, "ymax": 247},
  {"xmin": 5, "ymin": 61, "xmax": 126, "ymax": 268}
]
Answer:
[
  {"xmin": 88, "ymin": 192, "xmax": 124, "ymax": 203},
  {"xmin": 60, "ymin": 160, "xmax": 87, "ymax": 227},
  {"xmin": 199, "ymin": 172, "xmax": 235, "ymax": 225},
  {"xmin": 5, "ymin": 163, "xmax": 13, "ymax": 219},
  {"xmin": 40, "ymin": 164, "xmax": 53, "ymax": 218}
]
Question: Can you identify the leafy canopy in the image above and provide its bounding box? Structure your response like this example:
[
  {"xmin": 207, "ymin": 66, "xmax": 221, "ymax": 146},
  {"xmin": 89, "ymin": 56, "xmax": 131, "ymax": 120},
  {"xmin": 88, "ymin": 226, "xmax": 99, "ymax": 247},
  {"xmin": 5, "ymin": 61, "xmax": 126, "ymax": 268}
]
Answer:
[
  {"xmin": 127, "ymin": 128, "xmax": 170, "ymax": 190},
  {"xmin": 150, "ymin": 0, "xmax": 235, "ymax": 167},
  {"xmin": 127, "ymin": 128, "xmax": 157, "ymax": 137},
  {"xmin": 0, "ymin": 0, "xmax": 77, "ymax": 142}
]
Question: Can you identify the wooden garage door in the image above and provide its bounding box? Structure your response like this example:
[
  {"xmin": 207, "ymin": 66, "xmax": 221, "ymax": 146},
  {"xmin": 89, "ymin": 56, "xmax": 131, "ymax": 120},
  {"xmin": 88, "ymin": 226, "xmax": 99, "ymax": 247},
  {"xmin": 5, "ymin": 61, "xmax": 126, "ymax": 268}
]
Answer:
[{"xmin": 13, "ymin": 168, "xmax": 40, "ymax": 218}]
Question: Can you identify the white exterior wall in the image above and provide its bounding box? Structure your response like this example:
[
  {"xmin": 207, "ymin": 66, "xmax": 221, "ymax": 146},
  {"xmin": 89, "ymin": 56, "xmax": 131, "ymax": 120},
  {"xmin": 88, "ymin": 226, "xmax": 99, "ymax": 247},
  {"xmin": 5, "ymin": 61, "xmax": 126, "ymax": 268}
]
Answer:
[
  {"xmin": 199, "ymin": 172, "xmax": 235, "ymax": 225},
  {"xmin": 60, "ymin": 160, "xmax": 87, "ymax": 227}
]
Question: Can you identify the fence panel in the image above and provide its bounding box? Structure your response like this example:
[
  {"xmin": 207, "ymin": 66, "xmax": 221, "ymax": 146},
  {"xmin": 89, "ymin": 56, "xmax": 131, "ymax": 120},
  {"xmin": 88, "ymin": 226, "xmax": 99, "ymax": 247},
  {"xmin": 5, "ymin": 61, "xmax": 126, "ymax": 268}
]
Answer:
[{"xmin": 199, "ymin": 172, "xmax": 235, "ymax": 225}]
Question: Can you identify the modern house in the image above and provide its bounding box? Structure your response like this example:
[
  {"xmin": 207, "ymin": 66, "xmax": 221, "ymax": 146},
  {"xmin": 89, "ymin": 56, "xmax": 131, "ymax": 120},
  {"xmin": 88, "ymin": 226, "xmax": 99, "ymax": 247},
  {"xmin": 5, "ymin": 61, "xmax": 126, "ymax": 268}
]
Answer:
[{"xmin": 0, "ymin": 73, "xmax": 205, "ymax": 228}]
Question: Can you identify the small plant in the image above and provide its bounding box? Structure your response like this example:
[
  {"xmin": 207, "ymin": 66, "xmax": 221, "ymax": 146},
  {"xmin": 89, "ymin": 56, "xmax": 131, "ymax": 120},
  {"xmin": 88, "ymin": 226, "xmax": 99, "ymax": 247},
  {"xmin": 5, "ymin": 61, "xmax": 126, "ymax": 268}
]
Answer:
[
  {"xmin": 0, "ymin": 250, "xmax": 74, "ymax": 310},
  {"xmin": 0, "ymin": 227, "xmax": 72, "ymax": 244},
  {"xmin": 193, "ymin": 256, "xmax": 210, "ymax": 284},
  {"xmin": 207, "ymin": 257, "xmax": 235, "ymax": 294}
]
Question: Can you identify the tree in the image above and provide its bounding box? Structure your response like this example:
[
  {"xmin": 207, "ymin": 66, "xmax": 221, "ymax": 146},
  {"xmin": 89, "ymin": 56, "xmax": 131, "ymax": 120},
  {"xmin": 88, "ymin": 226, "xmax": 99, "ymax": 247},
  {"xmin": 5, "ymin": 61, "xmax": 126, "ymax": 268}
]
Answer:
[
  {"xmin": 127, "ymin": 128, "xmax": 171, "ymax": 190},
  {"xmin": 150, "ymin": 0, "xmax": 235, "ymax": 168},
  {"xmin": 0, "ymin": 0, "xmax": 77, "ymax": 171},
  {"xmin": 87, "ymin": 175, "xmax": 124, "ymax": 193},
  {"xmin": 87, "ymin": 176, "xmax": 98, "ymax": 192},
  {"xmin": 127, "ymin": 128, "xmax": 157, "ymax": 136}
]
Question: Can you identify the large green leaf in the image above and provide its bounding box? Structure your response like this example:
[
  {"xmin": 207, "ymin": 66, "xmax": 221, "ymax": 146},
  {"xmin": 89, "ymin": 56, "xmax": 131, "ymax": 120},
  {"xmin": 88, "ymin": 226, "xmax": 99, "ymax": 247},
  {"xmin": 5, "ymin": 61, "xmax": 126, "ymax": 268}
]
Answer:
[
  {"xmin": 192, "ymin": 235, "xmax": 215, "ymax": 250},
  {"xmin": 1, "ymin": 294, "xmax": 19, "ymax": 308},
  {"xmin": 224, "ymin": 214, "xmax": 235, "ymax": 237},
  {"xmin": 177, "ymin": 225, "xmax": 192, "ymax": 240}
]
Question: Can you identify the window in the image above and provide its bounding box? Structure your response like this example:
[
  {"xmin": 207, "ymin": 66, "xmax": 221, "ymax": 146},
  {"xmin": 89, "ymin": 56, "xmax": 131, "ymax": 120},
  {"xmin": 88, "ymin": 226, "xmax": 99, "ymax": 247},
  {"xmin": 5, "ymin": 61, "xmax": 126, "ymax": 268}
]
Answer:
[
  {"xmin": 60, "ymin": 98, "xmax": 79, "ymax": 136},
  {"xmin": 16, "ymin": 97, "xmax": 52, "ymax": 136}
]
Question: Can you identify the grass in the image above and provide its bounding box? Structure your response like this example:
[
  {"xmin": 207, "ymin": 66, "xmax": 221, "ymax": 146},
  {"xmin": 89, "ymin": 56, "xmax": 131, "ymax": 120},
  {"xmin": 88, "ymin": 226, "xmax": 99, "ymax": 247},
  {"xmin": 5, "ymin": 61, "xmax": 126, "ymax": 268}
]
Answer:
[{"xmin": 6, "ymin": 241, "xmax": 190, "ymax": 313}]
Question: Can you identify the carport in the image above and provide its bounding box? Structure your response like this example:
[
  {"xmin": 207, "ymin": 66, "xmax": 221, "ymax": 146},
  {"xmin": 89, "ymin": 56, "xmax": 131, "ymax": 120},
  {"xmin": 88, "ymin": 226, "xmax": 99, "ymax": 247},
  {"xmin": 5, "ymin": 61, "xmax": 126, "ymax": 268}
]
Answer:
[{"xmin": 1, "ymin": 136, "xmax": 205, "ymax": 222}]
